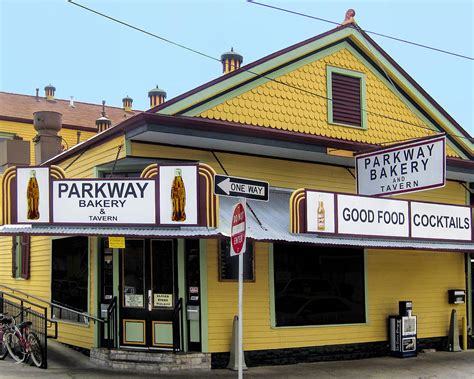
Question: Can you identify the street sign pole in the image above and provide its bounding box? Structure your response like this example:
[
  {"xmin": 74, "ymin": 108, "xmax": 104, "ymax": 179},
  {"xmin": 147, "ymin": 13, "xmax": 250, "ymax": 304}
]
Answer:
[{"xmin": 238, "ymin": 198, "xmax": 245, "ymax": 379}]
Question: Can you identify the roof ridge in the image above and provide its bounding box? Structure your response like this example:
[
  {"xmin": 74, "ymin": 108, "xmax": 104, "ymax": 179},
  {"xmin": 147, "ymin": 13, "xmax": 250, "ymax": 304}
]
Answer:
[{"xmin": 0, "ymin": 91, "xmax": 142, "ymax": 112}]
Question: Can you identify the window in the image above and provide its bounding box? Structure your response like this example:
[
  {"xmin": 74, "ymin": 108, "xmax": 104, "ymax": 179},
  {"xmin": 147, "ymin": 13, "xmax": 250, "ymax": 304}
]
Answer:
[
  {"xmin": 273, "ymin": 243, "xmax": 366, "ymax": 327},
  {"xmin": 327, "ymin": 66, "xmax": 367, "ymax": 128},
  {"xmin": 0, "ymin": 132, "xmax": 16, "ymax": 141},
  {"xmin": 218, "ymin": 238, "xmax": 255, "ymax": 281},
  {"xmin": 51, "ymin": 237, "xmax": 88, "ymax": 322},
  {"xmin": 11, "ymin": 235, "xmax": 30, "ymax": 279}
]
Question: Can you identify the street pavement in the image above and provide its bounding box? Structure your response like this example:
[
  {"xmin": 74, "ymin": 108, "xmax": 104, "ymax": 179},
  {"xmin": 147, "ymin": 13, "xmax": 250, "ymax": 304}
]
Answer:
[{"xmin": 2, "ymin": 340, "xmax": 474, "ymax": 378}]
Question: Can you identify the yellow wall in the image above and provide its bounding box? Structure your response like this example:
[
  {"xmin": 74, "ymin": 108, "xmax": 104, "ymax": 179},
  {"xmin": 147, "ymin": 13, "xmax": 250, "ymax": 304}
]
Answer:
[
  {"xmin": 206, "ymin": 241, "xmax": 465, "ymax": 352},
  {"xmin": 0, "ymin": 235, "xmax": 97, "ymax": 349},
  {"xmin": 198, "ymin": 47, "xmax": 460, "ymax": 158},
  {"xmin": 0, "ymin": 120, "xmax": 95, "ymax": 165},
  {"xmin": 58, "ymin": 136, "xmax": 125, "ymax": 178},
  {"xmin": 130, "ymin": 141, "xmax": 469, "ymax": 352},
  {"xmin": 130, "ymin": 142, "xmax": 467, "ymax": 205}
]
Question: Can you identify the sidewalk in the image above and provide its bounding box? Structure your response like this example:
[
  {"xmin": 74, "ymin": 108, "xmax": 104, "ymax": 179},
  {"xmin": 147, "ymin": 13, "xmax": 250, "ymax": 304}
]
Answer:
[{"xmin": 1, "ymin": 341, "xmax": 474, "ymax": 378}]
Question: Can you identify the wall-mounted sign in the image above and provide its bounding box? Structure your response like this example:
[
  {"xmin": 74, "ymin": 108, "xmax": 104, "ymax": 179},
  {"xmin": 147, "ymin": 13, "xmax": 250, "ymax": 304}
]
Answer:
[
  {"xmin": 108, "ymin": 236, "xmax": 125, "ymax": 248},
  {"xmin": 124, "ymin": 294, "xmax": 144, "ymax": 308},
  {"xmin": 292, "ymin": 189, "xmax": 472, "ymax": 242},
  {"xmin": 53, "ymin": 179, "xmax": 156, "ymax": 224},
  {"xmin": 338, "ymin": 194, "xmax": 409, "ymax": 238},
  {"xmin": 16, "ymin": 167, "xmax": 50, "ymax": 223},
  {"xmin": 159, "ymin": 165, "xmax": 198, "ymax": 225},
  {"xmin": 306, "ymin": 191, "xmax": 335, "ymax": 233},
  {"xmin": 411, "ymin": 201, "xmax": 472, "ymax": 241},
  {"xmin": 355, "ymin": 135, "xmax": 446, "ymax": 196},
  {"xmin": 154, "ymin": 293, "xmax": 173, "ymax": 308},
  {"xmin": 6, "ymin": 163, "xmax": 218, "ymax": 228}
]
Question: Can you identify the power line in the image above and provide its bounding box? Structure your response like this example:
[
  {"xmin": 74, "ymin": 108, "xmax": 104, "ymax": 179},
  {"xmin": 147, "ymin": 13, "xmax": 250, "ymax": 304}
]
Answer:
[
  {"xmin": 247, "ymin": 0, "xmax": 474, "ymax": 61},
  {"xmin": 67, "ymin": 0, "xmax": 472, "ymax": 144}
]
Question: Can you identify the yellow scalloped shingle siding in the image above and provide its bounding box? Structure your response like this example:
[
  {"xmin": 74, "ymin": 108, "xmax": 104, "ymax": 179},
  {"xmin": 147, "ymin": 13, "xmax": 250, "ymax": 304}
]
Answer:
[{"xmin": 200, "ymin": 48, "xmax": 459, "ymax": 157}]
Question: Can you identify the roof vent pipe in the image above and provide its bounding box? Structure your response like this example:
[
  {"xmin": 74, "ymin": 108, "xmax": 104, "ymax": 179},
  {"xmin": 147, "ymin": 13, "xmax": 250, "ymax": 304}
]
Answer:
[
  {"xmin": 122, "ymin": 95, "xmax": 133, "ymax": 112},
  {"xmin": 148, "ymin": 85, "xmax": 167, "ymax": 108},
  {"xmin": 221, "ymin": 47, "xmax": 243, "ymax": 74},
  {"xmin": 44, "ymin": 84, "xmax": 56, "ymax": 101}
]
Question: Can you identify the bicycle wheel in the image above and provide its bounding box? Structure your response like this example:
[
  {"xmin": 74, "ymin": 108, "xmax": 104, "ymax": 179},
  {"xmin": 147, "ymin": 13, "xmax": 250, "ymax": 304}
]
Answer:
[
  {"xmin": 0, "ymin": 331, "xmax": 8, "ymax": 360},
  {"xmin": 5, "ymin": 332, "xmax": 27, "ymax": 363},
  {"xmin": 27, "ymin": 332, "xmax": 43, "ymax": 368}
]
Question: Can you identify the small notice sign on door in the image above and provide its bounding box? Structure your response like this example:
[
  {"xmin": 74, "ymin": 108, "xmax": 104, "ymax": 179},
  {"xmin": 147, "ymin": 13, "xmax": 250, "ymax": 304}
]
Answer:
[
  {"xmin": 108, "ymin": 236, "xmax": 125, "ymax": 248},
  {"xmin": 154, "ymin": 293, "xmax": 173, "ymax": 308}
]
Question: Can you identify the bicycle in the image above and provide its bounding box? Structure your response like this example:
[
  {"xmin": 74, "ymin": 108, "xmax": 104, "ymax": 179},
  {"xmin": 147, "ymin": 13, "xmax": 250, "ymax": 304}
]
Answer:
[
  {"xmin": 0, "ymin": 313, "xmax": 12, "ymax": 360},
  {"xmin": 3, "ymin": 308, "xmax": 43, "ymax": 368}
]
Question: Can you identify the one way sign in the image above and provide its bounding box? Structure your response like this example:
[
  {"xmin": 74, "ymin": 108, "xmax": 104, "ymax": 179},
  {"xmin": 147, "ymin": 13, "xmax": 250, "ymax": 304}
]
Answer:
[{"xmin": 214, "ymin": 175, "xmax": 269, "ymax": 201}]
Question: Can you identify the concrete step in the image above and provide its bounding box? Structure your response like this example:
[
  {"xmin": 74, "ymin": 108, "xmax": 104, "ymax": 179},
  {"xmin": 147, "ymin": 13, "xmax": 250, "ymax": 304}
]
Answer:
[{"xmin": 90, "ymin": 348, "xmax": 211, "ymax": 373}]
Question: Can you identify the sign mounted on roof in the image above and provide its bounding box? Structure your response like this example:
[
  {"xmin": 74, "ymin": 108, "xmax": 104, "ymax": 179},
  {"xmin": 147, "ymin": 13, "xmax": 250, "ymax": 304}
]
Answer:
[
  {"xmin": 355, "ymin": 135, "xmax": 446, "ymax": 196},
  {"xmin": 3, "ymin": 163, "xmax": 218, "ymax": 228},
  {"xmin": 290, "ymin": 188, "xmax": 472, "ymax": 243}
]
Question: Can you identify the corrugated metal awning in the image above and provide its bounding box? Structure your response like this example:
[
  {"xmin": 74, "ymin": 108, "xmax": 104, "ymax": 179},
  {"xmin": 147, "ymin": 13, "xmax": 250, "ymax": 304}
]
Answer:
[{"xmin": 1, "ymin": 191, "xmax": 473, "ymax": 252}]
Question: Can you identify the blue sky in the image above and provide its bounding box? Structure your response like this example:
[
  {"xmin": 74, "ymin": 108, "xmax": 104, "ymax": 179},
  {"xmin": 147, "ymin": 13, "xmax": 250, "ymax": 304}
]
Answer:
[{"xmin": 1, "ymin": 0, "xmax": 472, "ymax": 137}]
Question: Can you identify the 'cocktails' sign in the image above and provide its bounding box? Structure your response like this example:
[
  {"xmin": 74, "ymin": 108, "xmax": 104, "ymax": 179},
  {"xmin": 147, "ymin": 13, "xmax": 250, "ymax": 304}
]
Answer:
[
  {"xmin": 301, "ymin": 189, "xmax": 472, "ymax": 242},
  {"xmin": 356, "ymin": 135, "xmax": 446, "ymax": 196}
]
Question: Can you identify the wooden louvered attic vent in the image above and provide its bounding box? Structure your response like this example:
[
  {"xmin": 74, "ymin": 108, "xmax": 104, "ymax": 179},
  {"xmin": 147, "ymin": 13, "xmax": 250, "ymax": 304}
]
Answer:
[{"xmin": 331, "ymin": 72, "xmax": 362, "ymax": 127}]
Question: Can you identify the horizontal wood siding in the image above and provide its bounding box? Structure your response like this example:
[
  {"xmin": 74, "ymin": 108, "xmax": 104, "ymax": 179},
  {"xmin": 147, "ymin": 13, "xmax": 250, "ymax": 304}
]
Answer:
[
  {"xmin": 58, "ymin": 136, "xmax": 125, "ymax": 178},
  {"xmin": 207, "ymin": 240, "xmax": 466, "ymax": 352},
  {"xmin": 130, "ymin": 142, "xmax": 467, "ymax": 205},
  {"xmin": 0, "ymin": 120, "xmax": 94, "ymax": 165},
  {"xmin": 0, "ymin": 235, "xmax": 97, "ymax": 349}
]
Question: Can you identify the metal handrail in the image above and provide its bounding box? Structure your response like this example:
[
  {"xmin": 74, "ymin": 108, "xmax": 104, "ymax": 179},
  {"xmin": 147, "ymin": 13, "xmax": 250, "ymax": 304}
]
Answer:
[
  {"xmin": 0, "ymin": 284, "xmax": 104, "ymax": 324},
  {"xmin": 106, "ymin": 296, "xmax": 118, "ymax": 349},
  {"xmin": 172, "ymin": 298, "xmax": 183, "ymax": 353}
]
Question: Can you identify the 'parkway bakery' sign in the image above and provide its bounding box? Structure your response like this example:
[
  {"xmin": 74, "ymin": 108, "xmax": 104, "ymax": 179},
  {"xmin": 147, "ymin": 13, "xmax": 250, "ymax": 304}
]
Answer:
[
  {"xmin": 355, "ymin": 135, "xmax": 446, "ymax": 196},
  {"xmin": 291, "ymin": 189, "xmax": 472, "ymax": 242},
  {"xmin": 4, "ymin": 163, "xmax": 218, "ymax": 228}
]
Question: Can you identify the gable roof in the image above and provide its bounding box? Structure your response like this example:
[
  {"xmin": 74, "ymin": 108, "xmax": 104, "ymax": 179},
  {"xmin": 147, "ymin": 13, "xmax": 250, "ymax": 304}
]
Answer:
[
  {"xmin": 0, "ymin": 92, "xmax": 140, "ymax": 131},
  {"xmin": 149, "ymin": 24, "xmax": 473, "ymax": 159}
]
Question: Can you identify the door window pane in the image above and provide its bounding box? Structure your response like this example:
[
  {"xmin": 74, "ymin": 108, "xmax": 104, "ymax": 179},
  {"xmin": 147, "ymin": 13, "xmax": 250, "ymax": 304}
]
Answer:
[
  {"xmin": 123, "ymin": 240, "xmax": 145, "ymax": 308},
  {"xmin": 273, "ymin": 244, "xmax": 366, "ymax": 327},
  {"xmin": 151, "ymin": 240, "xmax": 174, "ymax": 308}
]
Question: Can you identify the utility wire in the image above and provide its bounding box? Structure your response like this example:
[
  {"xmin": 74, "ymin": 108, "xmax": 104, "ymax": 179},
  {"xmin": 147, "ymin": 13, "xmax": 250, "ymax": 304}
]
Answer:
[
  {"xmin": 247, "ymin": 0, "xmax": 474, "ymax": 61},
  {"xmin": 67, "ymin": 0, "xmax": 220, "ymax": 63},
  {"xmin": 68, "ymin": 0, "xmax": 472, "ymax": 144}
]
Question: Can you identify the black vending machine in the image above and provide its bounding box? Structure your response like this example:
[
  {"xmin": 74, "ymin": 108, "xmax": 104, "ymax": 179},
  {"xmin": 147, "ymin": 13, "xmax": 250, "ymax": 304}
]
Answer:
[{"xmin": 389, "ymin": 301, "xmax": 417, "ymax": 358}]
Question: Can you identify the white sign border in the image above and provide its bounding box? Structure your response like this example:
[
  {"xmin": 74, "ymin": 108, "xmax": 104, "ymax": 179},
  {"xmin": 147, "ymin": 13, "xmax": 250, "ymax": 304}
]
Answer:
[{"xmin": 355, "ymin": 135, "xmax": 446, "ymax": 197}]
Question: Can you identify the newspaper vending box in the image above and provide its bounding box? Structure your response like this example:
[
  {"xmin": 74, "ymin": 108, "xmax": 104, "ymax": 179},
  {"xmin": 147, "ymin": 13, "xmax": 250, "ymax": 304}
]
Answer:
[{"xmin": 389, "ymin": 301, "xmax": 417, "ymax": 358}]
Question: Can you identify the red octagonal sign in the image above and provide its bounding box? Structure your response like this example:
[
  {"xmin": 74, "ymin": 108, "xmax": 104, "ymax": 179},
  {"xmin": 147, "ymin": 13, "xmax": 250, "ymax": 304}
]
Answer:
[{"xmin": 231, "ymin": 202, "xmax": 246, "ymax": 256}]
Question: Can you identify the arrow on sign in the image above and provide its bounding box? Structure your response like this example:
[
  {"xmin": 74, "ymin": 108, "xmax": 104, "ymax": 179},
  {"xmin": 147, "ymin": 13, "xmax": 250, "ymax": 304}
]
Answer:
[
  {"xmin": 217, "ymin": 177, "xmax": 232, "ymax": 195},
  {"xmin": 214, "ymin": 175, "xmax": 269, "ymax": 201}
]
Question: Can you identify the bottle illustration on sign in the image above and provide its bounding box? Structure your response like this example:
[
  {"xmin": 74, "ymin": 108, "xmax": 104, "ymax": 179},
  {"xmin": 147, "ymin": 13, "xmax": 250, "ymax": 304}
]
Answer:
[
  {"xmin": 27, "ymin": 170, "xmax": 40, "ymax": 220},
  {"xmin": 317, "ymin": 199, "xmax": 325, "ymax": 231},
  {"xmin": 171, "ymin": 168, "xmax": 186, "ymax": 221}
]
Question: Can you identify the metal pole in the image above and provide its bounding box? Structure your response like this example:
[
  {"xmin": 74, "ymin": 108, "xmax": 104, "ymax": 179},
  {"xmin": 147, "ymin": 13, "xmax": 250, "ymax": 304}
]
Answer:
[
  {"xmin": 238, "ymin": 250, "xmax": 243, "ymax": 379},
  {"xmin": 238, "ymin": 198, "xmax": 246, "ymax": 379}
]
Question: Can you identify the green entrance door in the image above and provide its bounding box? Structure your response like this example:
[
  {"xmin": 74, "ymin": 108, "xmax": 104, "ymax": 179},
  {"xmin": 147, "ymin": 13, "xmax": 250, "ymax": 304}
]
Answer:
[{"xmin": 119, "ymin": 239, "xmax": 178, "ymax": 349}]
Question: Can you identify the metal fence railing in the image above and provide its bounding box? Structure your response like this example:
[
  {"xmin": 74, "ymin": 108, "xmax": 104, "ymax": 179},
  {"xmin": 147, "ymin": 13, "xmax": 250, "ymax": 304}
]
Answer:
[
  {"xmin": 173, "ymin": 298, "xmax": 184, "ymax": 353},
  {"xmin": 0, "ymin": 291, "xmax": 58, "ymax": 369}
]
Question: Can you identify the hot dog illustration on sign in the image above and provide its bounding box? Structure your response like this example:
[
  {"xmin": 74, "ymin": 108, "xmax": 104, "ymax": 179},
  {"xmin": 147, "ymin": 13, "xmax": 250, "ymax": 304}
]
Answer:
[{"xmin": 171, "ymin": 168, "xmax": 186, "ymax": 221}]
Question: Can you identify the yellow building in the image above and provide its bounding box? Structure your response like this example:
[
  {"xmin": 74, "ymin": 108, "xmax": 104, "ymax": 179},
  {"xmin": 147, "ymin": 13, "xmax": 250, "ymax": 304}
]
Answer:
[{"xmin": 1, "ymin": 19, "xmax": 473, "ymax": 371}]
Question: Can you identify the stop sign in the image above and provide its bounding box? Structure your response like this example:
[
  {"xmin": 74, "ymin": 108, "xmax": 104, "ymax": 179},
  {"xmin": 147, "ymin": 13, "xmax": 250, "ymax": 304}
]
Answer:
[{"xmin": 231, "ymin": 202, "xmax": 246, "ymax": 256}]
